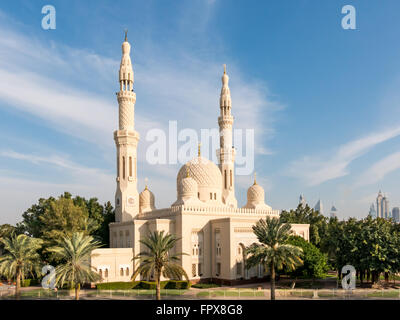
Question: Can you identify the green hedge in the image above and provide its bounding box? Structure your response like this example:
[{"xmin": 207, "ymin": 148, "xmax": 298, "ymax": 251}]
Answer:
[
  {"xmin": 21, "ymin": 279, "xmax": 39, "ymax": 287},
  {"xmin": 96, "ymin": 280, "xmax": 190, "ymax": 290},
  {"xmin": 192, "ymin": 283, "xmax": 220, "ymax": 289},
  {"xmin": 164, "ymin": 280, "xmax": 190, "ymax": 289}
]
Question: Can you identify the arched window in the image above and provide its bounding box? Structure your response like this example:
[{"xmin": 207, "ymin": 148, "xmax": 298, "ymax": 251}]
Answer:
[
  {"xmin": 120, "ymin": 268, "xmax": 124, "ymax": 276},
  {"xmin": 214, "ymin": 193, "xmax": 216, "ymax": 200},
  {"xmin": 99, "ymin": 269, "xmax": 103, "ymax": 278},
  {"xmin": 126, "ymin": 268, "xmax": 129, "ymax": 276},
  {"xmin": 230, "ymin": 170, "xmax": 232, "ymax": 187},
  {"xmin": 105, "ymin": 269, "xmax": 108, "ymax": 278},
  {"xmin": 236, "ymin": 262, "xmax": 242, "ymax": 276},
  {"xmin": 224, "ymin": 170, "xmax": 227, "ymax": 189},
  {"xmin": 129, "ymin": 156, "xmax": 132, "ymax": 177},
  {"xmin": 210, "ymin": 193, "xmax": 212, "ymax": 200},
  {"xmin": 117, "ymin": 156, "xmax": 120, "ymax": 177},
  {"xmin": 122, "ymin": 156, "xmax": 126, "ymax": 179}
]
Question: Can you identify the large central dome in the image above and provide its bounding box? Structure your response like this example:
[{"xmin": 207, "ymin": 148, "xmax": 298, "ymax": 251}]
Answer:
[{"xmin": 177, "ymin": 156, "xmax": 222, "ymax": 203}]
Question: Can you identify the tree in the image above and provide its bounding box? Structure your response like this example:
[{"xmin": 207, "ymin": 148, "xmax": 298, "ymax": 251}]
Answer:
[
  {"xmin": 93, "ymin": 201, "xmax": 115, "ymax": 247},
  {"xmin": 47, "ymin": 232, "xmax": 101, "ymax": 300},
  {"xmin": 39, "ymin": 197, "xmax": 95, "ymax": 251},
  {"xmin": 0, "ymin": 224, "xmax": 18, "ymax": 254},
  {"xmin": 0, "ymin": 234, "xmax": 43, "ymax": 299},
  {"xmin": 286, "ymin": 236, "xmax": 328, "ymax": 279},
  {"xmin": 17, "ymin": 192, "xmax": 114, "ymax": 247},
  {"xmin": 321, "ymin": 216, "xmax": 400, "ymax": 285},
  {"xmin": 245, "ymin": 217, "xmax": 303, "ymax": 300},
  {"xmin": 280, "ymin": 204, "xmax": 328, "ymax": 247},
  {"xmin": 131, "ymin": 231, "xmax": 189, "ymax": 300}
]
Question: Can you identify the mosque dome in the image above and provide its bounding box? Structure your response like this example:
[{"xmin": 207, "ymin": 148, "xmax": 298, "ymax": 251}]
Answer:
[
  {"xmin": 176, "ymin": 156, "xmax": 222, "ymax": 203},
  {"xmin": 244, "ymin": 175, "xmax": 271, "ymax": 210},
  {"xmin": 139, "ymin": 186, "xmax": 155, "ymax": 213},
  {"xmin": 247, "ymin": 182, "xmax": 265, "ymax": 204},
  {"xmin": 177, "ymin": 156, "xmax": 222, "ymax": 192}
]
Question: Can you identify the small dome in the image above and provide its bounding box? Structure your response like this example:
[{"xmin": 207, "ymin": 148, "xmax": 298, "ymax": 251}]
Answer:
[
  {"xmin": 247, "ymin": 182, "xmax": 265, "ymax": 203},
  {"xmin": 181, "ymin": 176, "xmax": 198, "ymax": 197},
  {"xmin": 139, "ymin": 186, "xmax": 155, "ymax": 212}
]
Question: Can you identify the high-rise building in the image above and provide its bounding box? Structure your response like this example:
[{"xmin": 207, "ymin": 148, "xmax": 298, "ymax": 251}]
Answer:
[
  {"xmin": 369, "ymin": 203, "xmax": 376, "ymax": 218},
  {"xmin": 376, "ymin": 191, "xmax": 390, "ymax": 219},
  {"xmin": 314, "ymin": 199, "xmax": 324, "ymax": 216},
  {"xmin": 392, "ymin": 207, "xmax": 400, "ymax": 223},
  {"xmin": 299, "ymin": 194, "xmax": 306, "ymax": 208}
]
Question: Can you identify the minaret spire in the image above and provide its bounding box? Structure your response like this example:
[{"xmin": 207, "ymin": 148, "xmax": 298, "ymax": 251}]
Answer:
[
  {"xmin": 217, "ymin": 64, "xmax": 237, "ymax": 207},
  {"xmin": 113, "ymin": 33, "xmax": 140, "ymax": 224},
  {"xmin": 124, "ymin": 29, "xmax": 128, "ymax": 42}
]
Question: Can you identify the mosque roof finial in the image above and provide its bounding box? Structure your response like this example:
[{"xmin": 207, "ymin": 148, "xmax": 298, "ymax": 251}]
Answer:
[
  {"xmin": 254, "ymin": 172, "xmax": 257, "ymax": 185},
  {"xmin": 144, "ymin": 177, "xmax": 148, "ymax": 190},
  {"xmin": 223, "ymin": 64, "xmax": 226, "ymax": 74},
  {"xmin": 198, "ymin": 142, "xmax": 201, "ymax": 157},
  {"xmin": 186, "ymin": 166, "xmax": 190, "ymax": 178},
  {"xmin": 124, "ymin": 29, "xmax": 128, "ymax": 42}
]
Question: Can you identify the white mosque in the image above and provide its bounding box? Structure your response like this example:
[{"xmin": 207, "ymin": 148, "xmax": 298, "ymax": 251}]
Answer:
[{"xmin": 90, "ymin": 34, "xmax": 309, "ymax": 285}]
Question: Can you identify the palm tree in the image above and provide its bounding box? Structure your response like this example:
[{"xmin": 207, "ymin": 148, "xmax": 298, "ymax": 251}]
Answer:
[
  {"xmin": 47, "ymin": 232, "xmax": 101, "ymax": 300},
  {"xmin": 131, "ymin": 231, "xmax": 189, "ymax": 300},
  {"xmin": 0, "ymin": 234, "xmax": 43, "ymax": 299},
  {"xmin": 245, "ymin": 217, "xmax": 303, "ymax": 300}
]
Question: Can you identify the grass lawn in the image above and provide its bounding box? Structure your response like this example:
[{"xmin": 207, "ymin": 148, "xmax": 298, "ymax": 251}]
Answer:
[
  {"xmin": 196, "ymin": 290, "xmax": 264, "ymax": 298},
  {"xmin": 367, "ymin": 290, "xmax": 400, "ymax": 298},
  {"xmin": 2, "ymin": 288, "xmax": 188, "ymax": 299},
  {"xmin": 288, "ymin": 291, "xmax": 313, "ymax": 298}
]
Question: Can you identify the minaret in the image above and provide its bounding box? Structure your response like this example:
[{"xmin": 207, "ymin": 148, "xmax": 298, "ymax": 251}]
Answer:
[
  {"xmin": 217, "ymin": 65, "xmax": 237, "ymax": 207},
  {"xmin": 114, "ymin": 31, "xmax": 140, "ymax": 222}
]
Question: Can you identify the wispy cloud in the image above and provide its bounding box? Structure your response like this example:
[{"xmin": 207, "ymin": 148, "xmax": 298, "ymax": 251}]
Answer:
[
  {"xmin": 286, "ymin": 126, "xmax": 400, "ymax": 186},
  {"xmin": 0, "ymin": 150, "xmax": 113, "ymax": 182},
  {"xmin": 354, "ymin": 151, "xmax": 400, "ymax": 187}
]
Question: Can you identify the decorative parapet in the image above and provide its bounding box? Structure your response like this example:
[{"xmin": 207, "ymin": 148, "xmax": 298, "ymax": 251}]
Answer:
[{"xmin": 137, "ymin": 204, "xmax": 280, "ymax": 220}]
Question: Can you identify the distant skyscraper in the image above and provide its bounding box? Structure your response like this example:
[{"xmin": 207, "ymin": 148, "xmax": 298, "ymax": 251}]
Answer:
[
  {"xmin": 369, "ymin": 203, "xmax": 376, "ymax": 218},
  {"xmin": 299, "ymin": 194, "xmax": 306, "ymax": 208},
  {"xmin": 392, "ymin": 207, "xmax": 400, "ymax": 223},
  {"xmin": 330, "ymin": 205, "xmax": 337, "ymax": 218},
  {"xmin": 376, "ymin": 191, "xmax": 390, "ymax": 219},
  {"xmin": 314, "ymin": 199, "xmax": 324, "ymax": 215}
]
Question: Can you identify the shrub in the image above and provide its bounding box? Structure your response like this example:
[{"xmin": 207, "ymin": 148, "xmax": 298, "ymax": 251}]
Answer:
[
  {"xmin": 21, "ymin": 279, "xmax": 39, "ymax": 287},
  {"xmin": 164, "ymin": 280, "xmax": 191, "ymax": 289},
  {"xmin": 138, "ymin": 281, "xmax": 159, "ymax": 289}
]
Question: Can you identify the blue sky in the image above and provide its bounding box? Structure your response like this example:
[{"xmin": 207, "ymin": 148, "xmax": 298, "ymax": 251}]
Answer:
[{"xmin": 1, "ymin": 0, "xmax": 400, "ymax": 224}]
